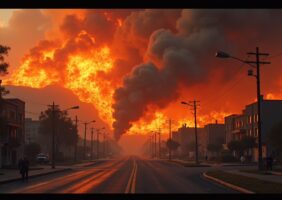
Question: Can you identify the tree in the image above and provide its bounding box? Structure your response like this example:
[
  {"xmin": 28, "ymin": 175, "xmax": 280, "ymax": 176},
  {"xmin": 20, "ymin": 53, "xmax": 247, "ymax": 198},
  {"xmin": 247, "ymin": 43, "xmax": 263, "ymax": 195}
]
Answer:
[
  {"xmin": 267, "ymin": 121, "xmax": 282, "ymax": 152},
  {"xmin": 38, "ymin": 106, "xmax": 78, "ymax": 158},
  {"xmin": 0, "ymin": 45, "xmax": 10, "ymax": 97},
  {"xmin": 227, "ymin": 140, "xmax": 244, "ymax": 158},
  {"xmin": 25, "ymin": 142, "xmax": 41, "ymax": 163},
  {"xmin": 0, "ymin": 45, "xmax": 10, "ymax": 129},
  {"xmin": 241, "ymin": 136, "xmax": 257, "ymax": 157}
]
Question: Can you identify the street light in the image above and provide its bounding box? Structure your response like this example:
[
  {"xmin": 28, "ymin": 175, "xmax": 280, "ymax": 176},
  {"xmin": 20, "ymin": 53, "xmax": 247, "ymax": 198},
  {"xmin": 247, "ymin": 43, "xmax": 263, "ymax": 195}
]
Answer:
[
  {"xmin": 51, "ymin": 103, "xmax": 79, "ymax": 169},
  {"xmin": 215, "ymin": 48, "xmax": 270, "ymax": 171},
  {"xmin": 81, "ymin": 120, "xmax": 95, "ymax": 160}
]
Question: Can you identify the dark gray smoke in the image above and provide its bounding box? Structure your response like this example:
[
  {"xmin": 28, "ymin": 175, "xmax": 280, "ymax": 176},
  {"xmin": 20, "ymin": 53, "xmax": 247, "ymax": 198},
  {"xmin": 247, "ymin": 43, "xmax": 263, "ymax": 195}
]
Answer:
[{"xmin": 112, "ymin": 9, "xmax": 282, "ymax": 140}]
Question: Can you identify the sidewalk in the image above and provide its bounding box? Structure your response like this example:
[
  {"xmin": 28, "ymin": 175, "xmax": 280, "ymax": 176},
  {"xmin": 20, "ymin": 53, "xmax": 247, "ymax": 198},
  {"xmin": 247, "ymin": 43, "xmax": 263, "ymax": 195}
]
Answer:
[
  {"xmin": 168, "ymin": 159, "xmax": 255, "ymax": 167},
  {"xmin": 0, "ymin": 160, "xmax": 102, "ymax": 184},
  {"xmin": 222, "ymin": 169, "xmax": 282, "ymax": 184},
  {"xmin": 0, "ymin": 165, "xmax": 71, "ymax": 184}
]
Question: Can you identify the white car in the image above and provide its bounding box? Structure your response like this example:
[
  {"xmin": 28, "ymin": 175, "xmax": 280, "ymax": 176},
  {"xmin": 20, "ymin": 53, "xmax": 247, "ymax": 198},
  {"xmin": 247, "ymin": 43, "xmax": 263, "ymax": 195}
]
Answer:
[{"xmin": 36, "ymin": 153, "xmax": 50, "ymax": 164}]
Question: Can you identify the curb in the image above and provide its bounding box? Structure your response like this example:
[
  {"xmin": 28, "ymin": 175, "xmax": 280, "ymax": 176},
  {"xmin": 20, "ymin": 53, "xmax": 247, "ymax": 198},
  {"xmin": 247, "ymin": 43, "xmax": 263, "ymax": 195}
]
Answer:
[
  {"xmin": 0, "ymin": 168, "xmax": 72, "ymax": 185},
  {"xmin": 271, "ymin": 171, "xmax": 282, "ymax": 176},
  {"xmin": 202, "ymin": 172, "xmax": 255, "ymax": 194},
  {"xmin": 168, "ymin": 160, "xmax": 211, "ymax": 167}
]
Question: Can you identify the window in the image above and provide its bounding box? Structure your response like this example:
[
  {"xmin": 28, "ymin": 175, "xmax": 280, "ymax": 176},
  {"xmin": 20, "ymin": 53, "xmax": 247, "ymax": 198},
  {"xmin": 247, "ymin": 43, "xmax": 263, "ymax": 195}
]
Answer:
[{"xmin": 255, "ymin": 128, "xmax": 258, "ymax": 137}]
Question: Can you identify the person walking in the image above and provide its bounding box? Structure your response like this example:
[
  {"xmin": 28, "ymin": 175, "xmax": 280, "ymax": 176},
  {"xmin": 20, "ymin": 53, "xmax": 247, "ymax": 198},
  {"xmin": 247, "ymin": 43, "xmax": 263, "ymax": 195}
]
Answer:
[
  {"xmin": 23, "ymin": 157, "xmax": 30, "ymax": 181},
  {"xmin": 18, "ymin": 158, "xmax": 25, "ymax": 182}
]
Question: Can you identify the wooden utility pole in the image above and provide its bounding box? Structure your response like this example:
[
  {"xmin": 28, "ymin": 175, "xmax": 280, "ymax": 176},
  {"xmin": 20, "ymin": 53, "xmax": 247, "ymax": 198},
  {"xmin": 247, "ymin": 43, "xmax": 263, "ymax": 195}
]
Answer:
[
  {"xmin": 181, "ymin": 100, "xmax": 200, "ymax": 164},
  {"xmin": 158, "ymin": 127, "xmax": 161, "ymax": 159},
  {"xmin": 245, "ymin": 47, "xmax": 270, "ymax": 170},
  {"xmin": 169, "ymin": 119, "xmax": 172, "ymax": 160},
  {"xmin": 96, "ymin": 129, "xmax": 100, "ymax": 160},
  {"xmin": 51, "ymin": 102, "xmax": 56, "ymax": 169},
  {"xmin": 192, "ymin": 99, "xmax": 200, "ymax": 165},
  {"xmin": 91, "ymin": 127, "xmax": 94, "ymax": 160},
  {"xmin": 103, "ymin": 132, "xmax": 106, "ymax": 158},
  {"xmin": 83, "ymin": 123, "xmax": 87, "ymax": 160},
  {"xmin": 74, "ymin": 115, "xmax": 78, "ymax": 162}
]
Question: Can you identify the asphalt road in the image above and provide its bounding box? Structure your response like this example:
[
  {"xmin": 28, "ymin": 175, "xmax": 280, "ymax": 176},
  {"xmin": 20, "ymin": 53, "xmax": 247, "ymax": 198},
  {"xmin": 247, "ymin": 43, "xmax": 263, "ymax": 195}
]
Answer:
[{"xmin": 0, "ymin": 156, "xmax": 237, "ymax": 193}]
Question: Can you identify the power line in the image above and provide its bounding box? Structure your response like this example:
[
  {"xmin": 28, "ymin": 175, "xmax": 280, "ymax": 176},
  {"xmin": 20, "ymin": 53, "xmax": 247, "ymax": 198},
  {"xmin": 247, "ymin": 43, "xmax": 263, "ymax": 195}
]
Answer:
[
  {"xmin": 201, "ymin": 55, "xmax": 250, "ymax": 107},
  {"xmin": 201, "ymin": 65, "xmax": 246, "ymax": 107}
]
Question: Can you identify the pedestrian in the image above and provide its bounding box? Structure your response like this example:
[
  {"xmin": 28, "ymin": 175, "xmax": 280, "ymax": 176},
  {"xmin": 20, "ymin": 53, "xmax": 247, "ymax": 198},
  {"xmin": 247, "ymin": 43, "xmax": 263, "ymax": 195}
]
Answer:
[
  {"xmin": 23, "ymin": 156, "xmax": 30, "ymax": 181},
  {"xmin": 205, "ymin": 155, "xmax": 208, "ymax": 161},
  {"xmin": 18, "ymin": 158, "xmax": 25, "ymax": 182}
]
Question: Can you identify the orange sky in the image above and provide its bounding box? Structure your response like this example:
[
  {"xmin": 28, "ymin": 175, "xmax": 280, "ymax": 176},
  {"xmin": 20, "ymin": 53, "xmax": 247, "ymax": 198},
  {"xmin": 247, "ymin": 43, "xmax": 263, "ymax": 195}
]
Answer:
[{"xmin": 1, "ymin": 9, "xmax": 282, "ymax": 154}]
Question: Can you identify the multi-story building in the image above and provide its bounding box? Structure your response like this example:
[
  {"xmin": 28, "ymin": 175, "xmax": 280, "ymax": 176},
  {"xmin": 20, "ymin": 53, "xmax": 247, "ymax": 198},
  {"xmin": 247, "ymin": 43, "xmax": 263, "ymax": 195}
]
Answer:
[
  {"xmin": 172, "ymin": 124, "xmax": 205, "ymax": 159},
  {"xmin": 25, "ymin": 118, "xmax": 40, "ymax": 144},
  {"xmin": 225, "ymin": 96, "xmax": 282, "ymax": 161},
  {"xmin": 197, "ymin": 121, "xmax": 225, "ymax": 158},
  {"xmin": 0, "ymin": 98, "xmax": 25, "ymax": 168}
]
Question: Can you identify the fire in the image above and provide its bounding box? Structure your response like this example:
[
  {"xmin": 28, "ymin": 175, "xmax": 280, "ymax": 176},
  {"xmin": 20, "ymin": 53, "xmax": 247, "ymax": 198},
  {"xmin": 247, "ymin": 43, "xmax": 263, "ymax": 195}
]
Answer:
[
  {"xmin": 117, "ymin": 19, "xmax": 123, "ymax": 27},
  {"xmin": 5, "ymin": 32, "xmax": 116, "ymax": 127},
  {"xmin": 65, "ymin": 47, "xmax": 114, "ymax": 125},
  {"xmin": 266, "ymin": 92, "xmax": 282, "ymax": 100},
  {"xmin": 128, "ymin": 112, "xmax": 167, "ymax": 135},
  {"xmin": 4, "ymin": 56, "xmax": 59, "ymax": 88}
]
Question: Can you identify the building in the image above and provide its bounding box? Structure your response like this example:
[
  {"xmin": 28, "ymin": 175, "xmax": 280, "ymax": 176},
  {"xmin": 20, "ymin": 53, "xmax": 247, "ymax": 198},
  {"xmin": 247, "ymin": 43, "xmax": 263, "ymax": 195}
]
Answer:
[
  {"xmin": 224, "ymin": 96, "xmax": 282, "ymax": 161},
  {"xmin": 0, "ymin": 98, "xmax": 25, "ymax": 168},
  {"xmin": 172, "ymin": 124, "xmax": 205, "ymax": 159},
  {"xmin": 25, "ymin": 118, "xmax": 40, "ymax": 144},
  {"xmin": 199, "ymin": 122, "xmax": 225, "ymax": 158}
]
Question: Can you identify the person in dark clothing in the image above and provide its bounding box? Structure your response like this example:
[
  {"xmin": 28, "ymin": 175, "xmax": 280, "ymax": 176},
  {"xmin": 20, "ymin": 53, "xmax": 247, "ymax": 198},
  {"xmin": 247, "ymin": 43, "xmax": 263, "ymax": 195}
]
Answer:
[
  {"xmin": 23, "ymin": 157, "xmax": 29, "ymax": 181},
  {"xmin": 18, "ymin": 158, "xmax": 25, "ymax": 181},
  {"xmin": 18, "ymin": 157, "xmax": 29, "ymax": 182}
]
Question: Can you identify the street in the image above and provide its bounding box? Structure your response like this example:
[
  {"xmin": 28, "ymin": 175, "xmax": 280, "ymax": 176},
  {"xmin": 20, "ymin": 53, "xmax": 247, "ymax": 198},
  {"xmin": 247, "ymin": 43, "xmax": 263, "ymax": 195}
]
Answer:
[{"xmin": 0, "ymin": 156, "xmax": 236, "ymax": 193}]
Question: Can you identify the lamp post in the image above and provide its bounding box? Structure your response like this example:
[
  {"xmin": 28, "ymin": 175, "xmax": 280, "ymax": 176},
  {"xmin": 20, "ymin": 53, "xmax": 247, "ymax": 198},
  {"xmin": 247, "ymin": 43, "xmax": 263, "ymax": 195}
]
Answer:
[
  {"xmin": 50, "ymin": 104, "xmax": 79, "ymax": 169},
  {"xmin": 216, "ymin": 48, "xmax": 270, "ymax": 170},
  {"xmin": 103, "ymin": 132, "xmax": 108, "ymax": 158},
  {"xmin": 82, "ymin": 120, "xmax": 95, "ymax": 160},
  {"xmin": 96, "ymin": 127, "xmax": 105, "ymax": 160}
]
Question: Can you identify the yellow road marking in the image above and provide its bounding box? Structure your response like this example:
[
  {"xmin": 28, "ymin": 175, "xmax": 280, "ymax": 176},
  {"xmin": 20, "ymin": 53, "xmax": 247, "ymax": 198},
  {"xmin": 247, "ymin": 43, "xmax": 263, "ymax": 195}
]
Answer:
[{"xmin": 125, "ymin": 158, "xmax": 137, "ymax": 194}]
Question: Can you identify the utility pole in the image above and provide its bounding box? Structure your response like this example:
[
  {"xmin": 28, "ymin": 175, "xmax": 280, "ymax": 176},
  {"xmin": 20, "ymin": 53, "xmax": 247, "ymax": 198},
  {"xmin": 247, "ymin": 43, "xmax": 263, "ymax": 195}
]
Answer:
[
  {"xmin": 192, "ymin": 99, "xmax": 200, "ymax": 165},
  {"xmin": 74, "ymin": 115, "xmax": 78, "ymax": 162},
  {"xmin": 51, "ymin": 102, "xmax": 56, "ymax": 169},
  {"xmin": 91, "ymin": 128, "xmax": 94, "ymax": 160},
  {"xmin": 181, "ymin": 99, "xmax": 200, "ymax": 165},
  {"xmin": 83, "ymin": 123, "xmax": 87, "ymax": 160},
  {"xmin": 103, "ymin": 132, "xmax": 106, "ymax": 158},
  {"xmin": 154, "ymin": 132, "xmax": 157, "ymax": 158},
  {"xmin": 96, "ymin": 129, "xmax": 100, "ymax": 160},
  {"xmin": 158, "ymin": 127, "xmax": 161, "ymax": 159},
  {"xmin": 169, "ymin": 119, "xmax": 172, "ymax": 161},
  {"xmin": 245, "ymin": 47, "xmax": 270, "ymax": 170}
]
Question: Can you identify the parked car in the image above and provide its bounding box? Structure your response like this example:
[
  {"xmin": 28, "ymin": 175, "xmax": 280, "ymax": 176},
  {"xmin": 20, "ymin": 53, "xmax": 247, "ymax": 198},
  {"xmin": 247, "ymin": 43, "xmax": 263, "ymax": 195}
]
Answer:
[{"xmin": 36, "ymin": 153, "xmax": 50, "ymax": 164}]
